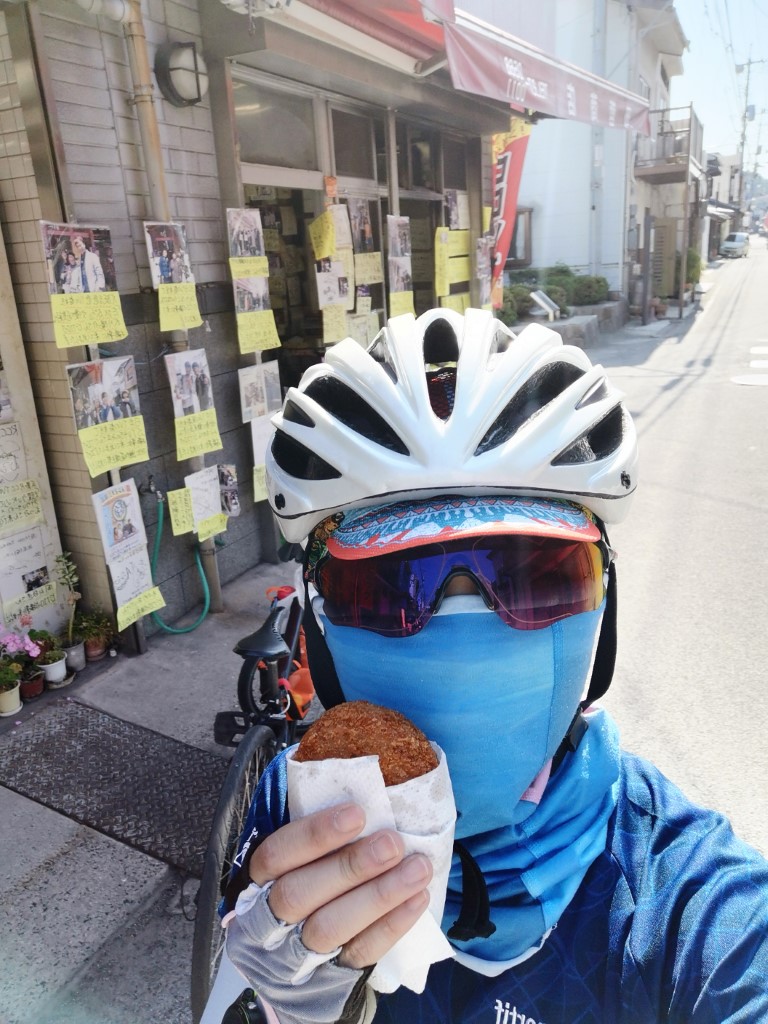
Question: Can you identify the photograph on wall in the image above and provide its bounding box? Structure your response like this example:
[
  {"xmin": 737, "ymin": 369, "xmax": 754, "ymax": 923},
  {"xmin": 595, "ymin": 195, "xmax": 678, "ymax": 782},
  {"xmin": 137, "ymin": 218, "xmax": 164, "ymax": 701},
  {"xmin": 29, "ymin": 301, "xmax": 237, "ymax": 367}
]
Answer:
[
  {"xmin": 164, "ymin": 349, "xmax": 213, "ymax": 418},
  {"xmin": 348, "ymin": 199, "xmax": 375, "ymax": 254},
  {"xmin": 143, "ymin": 221, "xmax": 194, "ymax": 288},
  {"xmin": 388, "ymin": 256, "xmax": 413, "ymax": 294},
  {"xmin": 0, "ymin": 422, "xmax": 27, "ymax": 485},
  {"xmin": 66, "ymin": 356, "xmax": 140, "ymax": 428},
  {"xmin": 218, "ymin": 464, "xmax": 241, "ymax": 517},
  {"xmin": 41, "ymin": 221, "xmax": 118, "ymax": 295},
  {"xmin": 387, "ymin": 215, "xmax": 412, "ymax": 257},
  {"xmin": 92, "ymin": 478, "xmax": 146, "ymax": 565},
  {"xmin": 0, "ymin": 354, "xmax": 13, "ymax": 423},
  {"xmin": 227, "ymin": 208, "xmax": 265, "ymax": 258},
  {"xmin": 238, "ymin": 361, "xmax": 282, "ymax": 423},
  {"xmin": 234, "ymin": 277, "xmax": 271, "ymax": 313}
]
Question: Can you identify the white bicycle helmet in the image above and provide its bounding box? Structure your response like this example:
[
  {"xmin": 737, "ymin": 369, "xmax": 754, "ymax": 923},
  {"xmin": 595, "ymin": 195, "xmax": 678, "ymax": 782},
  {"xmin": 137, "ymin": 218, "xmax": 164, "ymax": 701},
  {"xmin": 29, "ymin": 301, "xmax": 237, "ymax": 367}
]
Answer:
[{"xmin": 267, "ymin": 308, "xmax": 638, "ymax": 542}]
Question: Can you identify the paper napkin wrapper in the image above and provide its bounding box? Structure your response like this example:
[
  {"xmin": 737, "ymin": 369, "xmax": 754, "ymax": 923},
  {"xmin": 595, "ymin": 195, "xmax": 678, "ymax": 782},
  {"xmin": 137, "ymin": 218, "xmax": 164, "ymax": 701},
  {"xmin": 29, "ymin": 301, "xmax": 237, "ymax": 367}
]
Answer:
[{"xmin": 286, "ymin": 743, "xmax": 456, "ymax": 994}]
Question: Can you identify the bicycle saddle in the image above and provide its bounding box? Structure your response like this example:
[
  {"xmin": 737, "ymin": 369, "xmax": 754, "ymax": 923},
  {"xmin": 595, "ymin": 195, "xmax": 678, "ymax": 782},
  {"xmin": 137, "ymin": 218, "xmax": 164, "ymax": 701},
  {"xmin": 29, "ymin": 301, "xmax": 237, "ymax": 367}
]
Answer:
[{"xmin": 234, "ymin": 605, "xmax": 291, "ymax": 660}]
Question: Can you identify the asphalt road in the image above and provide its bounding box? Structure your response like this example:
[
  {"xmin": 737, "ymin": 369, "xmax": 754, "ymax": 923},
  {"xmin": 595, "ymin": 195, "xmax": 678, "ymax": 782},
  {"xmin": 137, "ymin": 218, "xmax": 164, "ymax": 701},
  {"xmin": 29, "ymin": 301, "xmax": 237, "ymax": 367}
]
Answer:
[{"xmin": 594, "ymin": 239, "xmax": 768, "ymax": 856}]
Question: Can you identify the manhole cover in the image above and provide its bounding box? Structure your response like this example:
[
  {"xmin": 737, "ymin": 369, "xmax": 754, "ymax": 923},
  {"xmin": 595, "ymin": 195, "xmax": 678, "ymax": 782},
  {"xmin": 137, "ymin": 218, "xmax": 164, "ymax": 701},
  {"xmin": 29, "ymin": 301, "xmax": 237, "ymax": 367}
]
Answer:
[
  {"xmin": 732, "ymin": 375, "xmax": 768, "ymax": 386},
  {"xmin": 0, "ymin": 699, "xmax": 228, "ymax": 876}
]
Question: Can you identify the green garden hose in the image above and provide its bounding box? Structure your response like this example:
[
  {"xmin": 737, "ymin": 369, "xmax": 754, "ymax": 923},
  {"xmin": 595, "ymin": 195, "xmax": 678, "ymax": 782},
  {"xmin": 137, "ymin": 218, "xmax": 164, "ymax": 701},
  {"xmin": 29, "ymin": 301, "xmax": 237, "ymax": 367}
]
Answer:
[{"xmin": 149, "ymin": 495, "xmax": 211, "ymax": 634}]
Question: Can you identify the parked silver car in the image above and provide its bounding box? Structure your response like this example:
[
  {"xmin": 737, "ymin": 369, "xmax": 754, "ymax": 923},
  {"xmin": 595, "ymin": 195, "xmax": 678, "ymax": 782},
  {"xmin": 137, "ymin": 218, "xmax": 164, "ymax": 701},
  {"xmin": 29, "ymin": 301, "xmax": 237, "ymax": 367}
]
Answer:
[{"xmin": 719, "ymin": 232, "xmax": 750, "ymax": 258}]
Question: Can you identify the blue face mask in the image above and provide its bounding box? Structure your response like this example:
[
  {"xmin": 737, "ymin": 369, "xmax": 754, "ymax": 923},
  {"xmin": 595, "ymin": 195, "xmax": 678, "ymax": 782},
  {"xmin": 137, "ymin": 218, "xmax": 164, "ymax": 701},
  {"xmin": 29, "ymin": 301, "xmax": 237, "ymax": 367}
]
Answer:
[{"xmin": 316, "ymin": 596, "xmax": 605, "ymax": 839}]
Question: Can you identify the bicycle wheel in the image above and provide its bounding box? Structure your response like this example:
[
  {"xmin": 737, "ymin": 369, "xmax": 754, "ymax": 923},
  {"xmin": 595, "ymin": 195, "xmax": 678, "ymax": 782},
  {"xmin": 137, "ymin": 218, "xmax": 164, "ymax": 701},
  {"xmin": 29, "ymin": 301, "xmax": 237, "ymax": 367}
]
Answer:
[
  {"xmin": 190, "ymin": 725, "xmax": 277, "ymax": 1023},
  {"xmin": 236, "ymin": 656, "xmax": 261, "ymax": 717}
]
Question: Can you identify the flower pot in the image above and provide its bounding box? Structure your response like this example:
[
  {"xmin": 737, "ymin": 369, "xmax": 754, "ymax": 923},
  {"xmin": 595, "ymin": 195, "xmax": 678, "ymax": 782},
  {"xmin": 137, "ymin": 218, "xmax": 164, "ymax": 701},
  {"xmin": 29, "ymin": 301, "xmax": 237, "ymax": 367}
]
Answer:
[
  {"xmin": 42, "ymin": 655, "xmax": 68, "ymax": 685},
  {"xmin": 20, "ymin": 671, "xmax": 45, "ymax": 702},
  {"xmin": 85, "ymin": 638, "xmax": 108, "ymax": 662},
  {"xmin": 62, "ymin": 640, "xmax": 86, "ymax": 672},
  {"xmin": 0, "ymin": 682, "xmax": 22, "ymax": 717}
]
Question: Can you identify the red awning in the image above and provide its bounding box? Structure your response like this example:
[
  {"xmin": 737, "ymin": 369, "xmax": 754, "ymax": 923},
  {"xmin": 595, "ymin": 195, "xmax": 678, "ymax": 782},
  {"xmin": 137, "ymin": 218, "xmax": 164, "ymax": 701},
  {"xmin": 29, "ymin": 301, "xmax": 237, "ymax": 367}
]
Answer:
[
  {"xmin": 313, "ymin": 1, "xmax": 650, "ymax": 135},
  {"xmin": 445, "ymin": 12, "xmax": 651, "ymax": 134}
]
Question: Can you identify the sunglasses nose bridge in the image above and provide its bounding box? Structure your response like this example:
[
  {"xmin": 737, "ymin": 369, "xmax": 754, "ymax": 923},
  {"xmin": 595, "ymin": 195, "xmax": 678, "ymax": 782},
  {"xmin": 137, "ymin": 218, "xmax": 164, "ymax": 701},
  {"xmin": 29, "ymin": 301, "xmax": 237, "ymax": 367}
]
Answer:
[{"xmin": 434, "ymin": 565, "xmax": 495, "ymax": 611}]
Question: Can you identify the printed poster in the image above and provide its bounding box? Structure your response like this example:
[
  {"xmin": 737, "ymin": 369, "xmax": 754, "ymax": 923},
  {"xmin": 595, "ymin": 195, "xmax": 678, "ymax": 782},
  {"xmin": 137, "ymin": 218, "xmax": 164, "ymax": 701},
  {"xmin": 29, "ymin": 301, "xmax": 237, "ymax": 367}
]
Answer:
[
  {"xmin": 0, "ymin": 526, "xmax": 56, "ymax": 623},
  {"xmin": 41, "ymin": 220, "xmax": 127, "ymax": 347},
  {"xmin": 184, "ymin": 464, "xmax": 227, "ymax": 539},
  {"xmin": 238, "ymin": 361, "xmax": 282, "ymax": 423},
  {"xmin": 91, "ymin": 479, "xmax": 146, "ymax": 565}
]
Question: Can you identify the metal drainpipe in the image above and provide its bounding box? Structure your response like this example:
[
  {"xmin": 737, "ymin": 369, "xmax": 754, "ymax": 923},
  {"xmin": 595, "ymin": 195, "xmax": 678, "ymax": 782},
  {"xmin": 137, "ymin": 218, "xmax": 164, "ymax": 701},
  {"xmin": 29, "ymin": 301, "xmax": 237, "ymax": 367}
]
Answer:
[{"xmin": 87, "ymin": 0, "xmax": 224, "ymax": 614}]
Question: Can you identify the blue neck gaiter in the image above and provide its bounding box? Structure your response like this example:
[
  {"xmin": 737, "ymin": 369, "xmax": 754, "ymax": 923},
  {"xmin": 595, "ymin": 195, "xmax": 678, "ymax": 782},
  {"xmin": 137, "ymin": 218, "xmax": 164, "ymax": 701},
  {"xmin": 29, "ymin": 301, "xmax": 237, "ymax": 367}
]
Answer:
[{"xmin": 317, "ymin": 597, "xmax": 620, "ymax": 963}]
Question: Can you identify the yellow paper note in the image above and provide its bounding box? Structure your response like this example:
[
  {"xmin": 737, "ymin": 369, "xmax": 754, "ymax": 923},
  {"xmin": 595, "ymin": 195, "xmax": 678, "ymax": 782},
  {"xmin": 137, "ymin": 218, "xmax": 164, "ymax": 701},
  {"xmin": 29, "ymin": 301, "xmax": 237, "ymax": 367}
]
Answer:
[
  {"xmin": 322, "ymin": 305, "xmax": 349, "ymax": 345},
  {"xmin": 2, "ymin": 581, "xmax": 57, "ymax": 624},
  {"xmin": 51, "ymin": 292, "xmax": 128, "ymax": 349},
  {"xmin": 237, "ymin": 310, "xmax": 282, "ymax": 353},
  {"xmin": 389, "ymin": 291, "xmax": 415, "ymax": 317},
  {"xmin": 354, "ymin": 252, "xmax": 384, "ymax": 285},
  {"xmin": 229, "ymin": 256, "xmax": 269, "ymax": 279},
  {"xmin": 175, "ymin": 408, "xmax": 223, "ymax": 461},
  {"xmin": 440, "ymin": 292, "xmax": 471, "ymax": 313},
  {"xmin": 78, "ymin": 416, "xmax": 150, "ymax": 478},
  {"xmin": 116, "ymin": 586, "xmax": 166, "ymax": 632},
  {"xmin": 483, "ymin": 206, "xmax": 492, "ymax": 233},
  {"xmin": 0, "ymin": 479, "xmax": 44, "ymax": 538},
  {"xmin": 308, "ymin": 211, "xmax": 335, "ymax": 260},
  {"xmin": 448, "ymin": 255, "xmax": 471, "ymax": 285},
  {"xmin": 434, "ymin": 227, "xmax": 450, "ymax": 298},
  {"xmin": 159, "ymin": 283, "xmax": 203, "ymax": 331},
  {"xmin": 448, "ymin": 230, "xmax": 470, "ymax": 257},
  {"xmin": 167, "ymin": 488, "xmax": 194, "ymax": 535},
  {"xmin": 197, "ymin": 512, "xmax": 228, "ymax": 541},
  {"xmin": 356, "ymin": 294, "xmax": 372, "ymax": 314},
  {"xmin": 253, "ymin": 465, "xmax": 268, "ymax": 503},
  {"xmin": 264, "ymin": 228, "xmax": 281, "ymax": 253}
]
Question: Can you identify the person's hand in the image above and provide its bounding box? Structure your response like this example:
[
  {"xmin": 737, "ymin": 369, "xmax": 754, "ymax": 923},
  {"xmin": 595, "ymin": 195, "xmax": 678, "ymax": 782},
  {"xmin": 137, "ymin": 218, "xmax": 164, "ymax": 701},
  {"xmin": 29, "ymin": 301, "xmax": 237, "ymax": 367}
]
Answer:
[{"xmin": 249, "ymin": 802, "xmax": 433, "ymax": 969}]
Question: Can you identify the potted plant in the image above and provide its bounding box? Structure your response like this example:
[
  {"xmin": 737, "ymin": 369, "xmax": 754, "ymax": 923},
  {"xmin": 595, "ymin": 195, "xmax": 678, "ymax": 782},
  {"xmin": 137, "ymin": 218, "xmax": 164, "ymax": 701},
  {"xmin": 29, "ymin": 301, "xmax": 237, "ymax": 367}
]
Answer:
[
  {"xmin": 38, "ymin": 647, "xmax": 69, "ymax": 687},
  {"xmin": 1, "ymin": 625, "xmax": 43, "ymax": 704},
  {"xmin": 55, "ymin": 551, "xmax": 86, "ymax": 672},
  {"xmin": 0, "ymin": 658, "xmax": 22, "ymax": 716},
  {"xmin": 75, "ymin": 609, "xmax": 116, "ymax": 662}
]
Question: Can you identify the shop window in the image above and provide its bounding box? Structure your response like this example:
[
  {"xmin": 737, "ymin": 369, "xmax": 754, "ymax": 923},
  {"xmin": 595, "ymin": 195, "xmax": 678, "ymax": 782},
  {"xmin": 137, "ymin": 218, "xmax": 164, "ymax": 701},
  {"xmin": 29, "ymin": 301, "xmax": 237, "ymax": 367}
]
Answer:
[
  {"xmin": 332, "ymin": 109, "xmax": 375, "ymax": 180},
  {"xmin": 409, "ymin": 127, "xmax": 438, "ymax": 190},
  {"xmin": 443, "ymin": 138, "xmax": 467, "ymax": 190},
  {"xmin": 234, "ymin": 80, "xmax": 317, "ymax": 170},
  {"xmin": 506, "ymin": 208, "xmax": 533, "ymax": 267}
]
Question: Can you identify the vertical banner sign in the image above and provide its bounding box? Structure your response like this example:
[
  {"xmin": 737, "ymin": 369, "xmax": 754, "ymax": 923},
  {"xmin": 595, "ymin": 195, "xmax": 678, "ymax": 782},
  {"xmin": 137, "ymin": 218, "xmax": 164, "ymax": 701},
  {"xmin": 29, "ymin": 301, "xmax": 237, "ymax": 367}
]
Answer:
[{"xmin": 490, "ymin": 119, "xmax": 532, "ymax": 308}]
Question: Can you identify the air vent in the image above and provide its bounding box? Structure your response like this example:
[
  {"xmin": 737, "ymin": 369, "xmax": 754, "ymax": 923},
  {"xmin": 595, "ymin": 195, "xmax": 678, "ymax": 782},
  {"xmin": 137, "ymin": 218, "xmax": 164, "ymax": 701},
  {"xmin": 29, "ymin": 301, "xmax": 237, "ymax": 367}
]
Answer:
[
  {"xmin": 552, "ymin": 406, "xmax": 625, "ymax": 465},
  {"xmin": 271, "ymin": 430, "xmax": 341, "ymax": 480},
  {"xmin": 304, "ymin": 376, "xmax": 408, "ymax": 454}
]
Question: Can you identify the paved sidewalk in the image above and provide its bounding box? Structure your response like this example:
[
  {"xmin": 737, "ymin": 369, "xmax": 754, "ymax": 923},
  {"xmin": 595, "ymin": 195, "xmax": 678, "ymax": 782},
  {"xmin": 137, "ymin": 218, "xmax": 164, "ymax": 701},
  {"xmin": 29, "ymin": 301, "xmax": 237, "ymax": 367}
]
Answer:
[{"xmin": 0, "ymin": 287, "xmax": 708, "ymax": 1024}]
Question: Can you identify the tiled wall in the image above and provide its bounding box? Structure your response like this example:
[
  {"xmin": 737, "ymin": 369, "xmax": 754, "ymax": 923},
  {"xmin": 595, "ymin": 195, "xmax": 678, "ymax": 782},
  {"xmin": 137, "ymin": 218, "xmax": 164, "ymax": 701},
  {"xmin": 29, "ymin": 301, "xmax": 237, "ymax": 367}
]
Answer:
[{"xmin": 0, "ymin": 1, "xmax": 270, "ymax": 635}]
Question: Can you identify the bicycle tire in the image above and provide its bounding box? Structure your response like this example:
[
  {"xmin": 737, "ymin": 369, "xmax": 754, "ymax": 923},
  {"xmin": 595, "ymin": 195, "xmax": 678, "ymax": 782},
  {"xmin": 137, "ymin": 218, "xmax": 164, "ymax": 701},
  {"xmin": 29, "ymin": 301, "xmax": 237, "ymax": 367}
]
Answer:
[
  {"xmin": 236, "ymin": 655, "xmax": 261, "ymax": 717},
  {"xmin": 190, "ymin": 725, "xmax": 278, "ymax": 1023}
]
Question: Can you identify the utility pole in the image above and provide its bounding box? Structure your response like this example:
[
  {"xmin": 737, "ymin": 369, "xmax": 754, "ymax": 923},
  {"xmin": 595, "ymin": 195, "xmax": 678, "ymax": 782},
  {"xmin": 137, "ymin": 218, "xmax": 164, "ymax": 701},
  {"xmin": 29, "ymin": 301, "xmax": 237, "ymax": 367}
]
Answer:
[{"xmin": 736, "ymin": 59, "xmax": 768, "ymax": 215}]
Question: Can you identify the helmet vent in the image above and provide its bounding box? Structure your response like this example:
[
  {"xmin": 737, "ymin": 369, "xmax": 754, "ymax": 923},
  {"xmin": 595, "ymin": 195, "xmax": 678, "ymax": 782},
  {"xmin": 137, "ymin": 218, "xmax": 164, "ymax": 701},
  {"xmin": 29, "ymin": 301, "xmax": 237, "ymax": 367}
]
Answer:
[
  {"xmin": 423, "ymin": 318, "xmax": 459, "ymax": 364},
  {"xmin": 475, "ymin": 361, "xmax": 585, "ymax": 454},
  {"xmin": 283, "ymin": 399, "xmax": 315, "ymax": 427},
  {"xmin": 426, "ymin": 366, "xmax": 457, "ymax": 420},
  {"xmin": 576, "ymin": 378, "xmax": 610, "ymax": 408},
  {"xmin": 368, "ymin": 330, "xmax": 398, "ymax": 384},
  {"xmin": 489, "ymin": 326, "xmax": 514, "ymax": 355},
  {"xmin": 271, "ymin": 430, "xmax": 342, "ymax": 480},
  {"xmin": 552, "ymin": 405, "xmax": 625, "ymax": 465},
  {"xmin": 304, "ymin": 376, "xmax": 409, "ymax": 454}
]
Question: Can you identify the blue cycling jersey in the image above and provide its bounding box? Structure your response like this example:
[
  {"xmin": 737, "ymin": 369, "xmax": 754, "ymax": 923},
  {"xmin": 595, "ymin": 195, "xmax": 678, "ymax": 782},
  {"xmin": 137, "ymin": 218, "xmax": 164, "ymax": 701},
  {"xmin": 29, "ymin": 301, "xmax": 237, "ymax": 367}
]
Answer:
[{"xmin": 229, "ymin": 750, "xmax": 768, "ymax": 1024}]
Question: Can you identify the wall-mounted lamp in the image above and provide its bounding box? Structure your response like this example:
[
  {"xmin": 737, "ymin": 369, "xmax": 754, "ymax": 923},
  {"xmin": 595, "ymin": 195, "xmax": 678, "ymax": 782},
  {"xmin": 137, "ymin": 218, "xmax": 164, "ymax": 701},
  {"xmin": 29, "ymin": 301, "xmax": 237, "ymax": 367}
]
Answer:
[{"xmin": 154, "ymin": 41, "xmax": 209, "ymax": 107}]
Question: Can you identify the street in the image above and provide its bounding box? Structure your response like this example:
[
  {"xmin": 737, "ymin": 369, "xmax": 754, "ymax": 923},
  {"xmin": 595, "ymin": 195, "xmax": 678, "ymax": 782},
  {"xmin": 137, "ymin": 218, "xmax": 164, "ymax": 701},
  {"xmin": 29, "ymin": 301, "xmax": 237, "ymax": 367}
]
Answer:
[{"xmin": 595, "ymin": 239, "xmax": 768, "ymax": 856}]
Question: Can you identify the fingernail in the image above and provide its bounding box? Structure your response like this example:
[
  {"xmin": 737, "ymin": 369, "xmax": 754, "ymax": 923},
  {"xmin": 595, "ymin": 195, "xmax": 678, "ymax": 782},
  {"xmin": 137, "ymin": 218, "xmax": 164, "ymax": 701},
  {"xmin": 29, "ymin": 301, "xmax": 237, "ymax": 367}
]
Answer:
[
  {"xmin": 333, "ymin": 804, "xmax": 365, "ymax": 833},
  {"xmin": 403, "ymin": 890, "xmax": 429, "ymax": 913},
  {"xmin": 402, "ymin": 855, "xmax": 429, "ymax": 883},
  {"xmin": 370, "ymin": 832, "xmax": 399, "ymax": 864}
]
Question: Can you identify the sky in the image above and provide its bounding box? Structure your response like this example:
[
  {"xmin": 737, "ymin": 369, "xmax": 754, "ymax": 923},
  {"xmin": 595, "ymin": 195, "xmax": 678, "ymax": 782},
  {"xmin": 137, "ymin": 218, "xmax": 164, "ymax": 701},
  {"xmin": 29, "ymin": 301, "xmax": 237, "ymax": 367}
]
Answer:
[{"xmin": 670, "ymin": 0, "xmax": 768, "ymax": 176}]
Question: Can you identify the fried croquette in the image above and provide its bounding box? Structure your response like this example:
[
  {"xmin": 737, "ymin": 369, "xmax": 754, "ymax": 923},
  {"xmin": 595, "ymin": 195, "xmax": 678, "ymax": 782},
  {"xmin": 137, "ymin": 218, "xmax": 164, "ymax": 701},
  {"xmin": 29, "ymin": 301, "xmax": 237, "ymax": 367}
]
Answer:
[{"xmin": 293, "ymin": 700, "xmax": 438, "ymax": 786}]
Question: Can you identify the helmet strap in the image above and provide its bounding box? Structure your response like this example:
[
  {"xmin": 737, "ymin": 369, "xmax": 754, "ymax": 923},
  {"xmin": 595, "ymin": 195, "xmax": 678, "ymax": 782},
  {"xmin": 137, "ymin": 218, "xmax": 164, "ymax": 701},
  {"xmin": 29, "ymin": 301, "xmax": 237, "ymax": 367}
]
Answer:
[{"xmin": 302, "ymin": 576, "xmax": 346, "ymax": 708}]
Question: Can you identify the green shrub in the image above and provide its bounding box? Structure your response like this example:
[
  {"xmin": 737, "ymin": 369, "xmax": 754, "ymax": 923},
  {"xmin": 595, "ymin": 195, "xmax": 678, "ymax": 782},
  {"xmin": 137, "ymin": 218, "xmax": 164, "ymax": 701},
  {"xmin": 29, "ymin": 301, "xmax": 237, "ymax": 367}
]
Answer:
[
  {"xmin": 546, "ymin": 284, "xmax": 569, "ymax": 315},
  {"xmin": 497, "ymin": 290, "xmax": 518, "ymax": 326},
  {"xmin": 674, "ymin": 247, "xmax": 702, "ymax": 292},
  {"xmin": 542, "ymin": 262, "xmax": 575, "ymax": 279},
  {"xmin": 572, "ymin": 275, "xmax": 609, "ymax": 305},
  {"xmin": 543, "ymin": 273, "xmax": 576, "ymax": 303},
  {"xmin": 508, "ymin": 284, "xmax": 534, "ymax": 317}
]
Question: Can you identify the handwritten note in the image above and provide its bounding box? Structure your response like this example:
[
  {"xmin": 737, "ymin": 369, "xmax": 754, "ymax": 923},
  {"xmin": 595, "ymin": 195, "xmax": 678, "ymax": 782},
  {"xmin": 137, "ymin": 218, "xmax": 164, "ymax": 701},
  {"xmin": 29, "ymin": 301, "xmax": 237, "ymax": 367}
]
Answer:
[
  {"xmin": 159, "ymin": 283, "xmax": 203, "ymax": 331},
  {"xmin": 78, "ymin": 416, "xmax": 149, "ymax": 477},
  {"xmin": 2, "ymin": 581, "xmax": 57, "ymax": 624},
  {"xmin": 175, "ymin": 407, "xmax": 223, "ymax": 461},
  {"xmin": 448, "ymin": 230, "xmax": 470, "ymax": 258},
  {"xmin": 434, "ymin": 228, "xmax": 450, "ymax": 298},
  {"xmin": 236, "ymin": 310, "xmax": 281, "ymax": 354},
  {"xmin": 322, "ymin": 305, "xmax": 349, "ymax": 345},
  {"xmin": 253, "ymin": 465, "xmax": 268, "ymax": 503},
  {"xmin": 0, "ymin": 479, "xmax": 44, "ymax": 538},
  {"xmin": 354, "ymin": 252, "xmax": 384, "ymax": 286},
  {"xmin": 389, "ymin": 291, "xmax": 415, "ymax": 317},
  {"xmin": 229, "ymin": 256, "xmax": 269, "ymax": 279},
  {"xmin": 51, "ymin": 292, "xmax": 127, "ymax": 348},
  {"xmin": 440, "ymin": 292, "xmax": 470, "ymax": 313},
  {"xmin": 448, "ymin": 255, "xmax": 471, "ymax": 285},
  {"xmin": 308, "ymin": 211, "xmax": 335, "ymax": 260},
  {"xmin": 116, "ymin": 586, "xmax": 166, "ymax": 632},
  {"xmin": 197, "ymin": 512, "xmax": 228, "ymax": 541},
  {"xmin": 166, "ymin": 488, "xmax": 194, "ymax": 535}
]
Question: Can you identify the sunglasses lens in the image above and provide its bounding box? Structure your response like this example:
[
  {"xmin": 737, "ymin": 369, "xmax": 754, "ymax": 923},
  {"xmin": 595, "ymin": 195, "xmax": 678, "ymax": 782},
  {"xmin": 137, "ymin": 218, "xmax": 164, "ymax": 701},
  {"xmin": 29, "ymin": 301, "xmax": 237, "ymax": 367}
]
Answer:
[{"xmin": 315, "ymin": 537, "xmax": 604, "ymax": 636}]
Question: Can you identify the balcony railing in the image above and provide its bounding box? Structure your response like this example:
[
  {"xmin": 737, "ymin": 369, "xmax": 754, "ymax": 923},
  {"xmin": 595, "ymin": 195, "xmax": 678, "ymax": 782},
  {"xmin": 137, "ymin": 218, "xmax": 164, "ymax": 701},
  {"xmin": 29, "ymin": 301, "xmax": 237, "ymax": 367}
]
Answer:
[{"xmin": 634, "ymin": 105, "xmax": 704, "ymax": 184}]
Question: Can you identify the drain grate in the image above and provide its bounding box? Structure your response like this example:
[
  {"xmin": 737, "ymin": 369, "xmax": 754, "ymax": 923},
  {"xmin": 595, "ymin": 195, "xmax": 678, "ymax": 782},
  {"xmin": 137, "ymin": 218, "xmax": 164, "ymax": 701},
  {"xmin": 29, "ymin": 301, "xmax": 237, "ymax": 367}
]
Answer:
[{"xmin": 0, "ymin": 699, "xmax": 228, "ymax": 877}]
